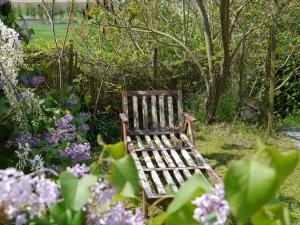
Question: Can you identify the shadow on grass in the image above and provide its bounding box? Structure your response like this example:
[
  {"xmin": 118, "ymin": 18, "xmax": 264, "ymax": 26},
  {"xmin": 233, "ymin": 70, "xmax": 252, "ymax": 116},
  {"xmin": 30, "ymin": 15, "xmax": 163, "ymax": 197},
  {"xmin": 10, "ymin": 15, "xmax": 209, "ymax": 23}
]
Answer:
[
  {"xmin": 280, "ymin": 195, "xmax": 300, "ymax": 223},
  {"xmin": 221, "ymin": 143, "xmax": 247, "ymax": 150},
  {"xmin": 203, "ymin": 152, "xmax": 242, "ymax": 169}
]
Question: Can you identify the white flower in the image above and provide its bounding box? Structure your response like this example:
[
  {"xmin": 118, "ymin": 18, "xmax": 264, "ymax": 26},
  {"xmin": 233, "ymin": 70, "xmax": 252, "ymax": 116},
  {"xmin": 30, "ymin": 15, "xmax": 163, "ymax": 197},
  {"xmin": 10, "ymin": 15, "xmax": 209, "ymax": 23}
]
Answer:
[{"xmin": 0, "ymin": 20, "xmax": 23, "ymax": 85}]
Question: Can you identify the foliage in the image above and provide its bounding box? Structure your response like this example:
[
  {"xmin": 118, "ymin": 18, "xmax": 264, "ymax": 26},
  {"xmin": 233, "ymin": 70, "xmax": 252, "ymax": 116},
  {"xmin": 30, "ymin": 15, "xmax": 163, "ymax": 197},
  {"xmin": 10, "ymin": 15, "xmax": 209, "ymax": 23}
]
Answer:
[
  {"xmin": 151, "ymin": 142, "xmax": 298, "ymax": 225},
  {"xmin": 0, "ymin": 141, "xmax": 144, "ymax": 225}
]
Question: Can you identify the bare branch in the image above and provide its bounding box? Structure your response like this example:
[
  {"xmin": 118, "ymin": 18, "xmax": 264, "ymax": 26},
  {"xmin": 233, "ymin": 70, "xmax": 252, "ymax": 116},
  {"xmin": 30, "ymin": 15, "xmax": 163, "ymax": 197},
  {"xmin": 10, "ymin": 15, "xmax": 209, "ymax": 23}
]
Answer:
[{"xmin": 275, "ymin": 66, "xmax": 300, "ymax": 91}]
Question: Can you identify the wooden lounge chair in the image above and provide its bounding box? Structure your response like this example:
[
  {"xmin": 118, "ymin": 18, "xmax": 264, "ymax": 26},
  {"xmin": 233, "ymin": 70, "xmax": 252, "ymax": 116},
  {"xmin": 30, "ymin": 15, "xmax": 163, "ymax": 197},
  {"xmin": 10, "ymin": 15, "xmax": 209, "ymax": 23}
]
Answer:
[{"xmin": 119, "ymin": 90, "xmax": 221, "ymax": 212}]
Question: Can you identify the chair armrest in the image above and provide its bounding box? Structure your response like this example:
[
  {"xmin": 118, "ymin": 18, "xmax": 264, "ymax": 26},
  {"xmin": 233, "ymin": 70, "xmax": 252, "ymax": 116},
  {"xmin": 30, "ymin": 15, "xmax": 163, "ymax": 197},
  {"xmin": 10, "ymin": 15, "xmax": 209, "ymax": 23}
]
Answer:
[
  {"xmin": 183, "ymin": 112, "xmax": 197, "ymax": 122},
  {"xmin": 119, "ymin": 113, "xmax": 129, "ymax": 123}
]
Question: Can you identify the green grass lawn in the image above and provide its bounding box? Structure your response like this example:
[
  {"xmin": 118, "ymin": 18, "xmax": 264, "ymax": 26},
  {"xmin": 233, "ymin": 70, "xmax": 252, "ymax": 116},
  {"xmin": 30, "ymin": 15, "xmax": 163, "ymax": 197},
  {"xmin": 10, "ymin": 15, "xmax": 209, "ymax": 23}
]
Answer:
[
  {"xmin": 193, "ymin": 122, "xmax": 300, "ymax": 224},
  {"xmin": 28, "ymin": 22, "xmax": 77, "ymax": 47}
]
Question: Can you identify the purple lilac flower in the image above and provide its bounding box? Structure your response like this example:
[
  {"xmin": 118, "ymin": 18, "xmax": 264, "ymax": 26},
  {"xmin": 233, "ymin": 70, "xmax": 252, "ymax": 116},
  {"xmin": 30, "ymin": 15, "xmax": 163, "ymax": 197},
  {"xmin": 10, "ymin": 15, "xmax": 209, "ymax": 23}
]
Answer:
[
  {"xmin": 79, "ymin": 124, "xmax": 89, "ymax": 132},
  {"xmin": 20, "ymin": 91, "xmax": 33, "ymax": 101},
  {"xmin": 15, "ymin": 132, "xmax": 38, "ymax": 148},
  {"xmin": 85, "ymin": 180, "xmax": 144, "ymax": 225},
  {"xmin": 192, "ymin": 184, "xmax": 230, "ymax": 225},
  {"xmin": 65, "ymin": 97, "xmax": 80, "ymax": 105},
  {"xmin": 59, "ymin": 143, "xmax": 91, "ymax": 163},
  {"xmin": 0, "ymin": 0, "xmax": 8, "ymax": 6},
  {"xmin": 0, "ymin": 168, "xmax": 59, "ymax": 222},
  {"xmin": 6, "ymin": 132, "xmax": 38, "ymax": 149},
  {"xmin": 44, "ymin": 132, "xmax": 61, "ymax": 147},
  {"xmin": 90, "ymin": 179, "xmax": 116, "ymax": 205},
  {"xmin": 0, "ymin": 79, "xmax": 4, "ymax": 89},
  {"xmin": 5, "ymin": 140, "xmax": 14, "ymax": 149},
  {"xmin": 15, "ymin": 214, "xmax": 27, "ymax": 225},
  {"xmin": 67, "ymin": 163, "xmax": 90, "ymax": 178},
  {"xmin": 80, "ymin": 112, "xmax": 92, "ymax": 120},
  {"xmin": 20, "ymin": 75, "xmax": 45, "ymax": 87},
  {"xmin": 20, "ymin": 74, "xmax": 31, "ymax": 86},
  {"xmin": 56, "ymin": 115, "xmax": 74, "ymax": 127},
  {"xmin": 50, "ymin": 164, "xmax": 62, "ymax": 172},
  {"xmin": 31, "ymin": 76, "xmax": 45, "ymax": 87},
  {"xmin": 45, "ymin": 115, "xmax": 76, "ymax": 147},
  {"xmin": 100, "ymin": 202, "xmax": 144, "ymax": 225}
]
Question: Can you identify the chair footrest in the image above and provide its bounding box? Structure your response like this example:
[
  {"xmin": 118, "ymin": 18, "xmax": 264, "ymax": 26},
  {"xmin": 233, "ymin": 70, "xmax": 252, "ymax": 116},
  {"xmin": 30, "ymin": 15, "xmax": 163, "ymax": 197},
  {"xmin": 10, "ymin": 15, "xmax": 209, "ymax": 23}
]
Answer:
[{"xmin": 126, "ymin": 133, "xmax": 222, "ymax": 199}]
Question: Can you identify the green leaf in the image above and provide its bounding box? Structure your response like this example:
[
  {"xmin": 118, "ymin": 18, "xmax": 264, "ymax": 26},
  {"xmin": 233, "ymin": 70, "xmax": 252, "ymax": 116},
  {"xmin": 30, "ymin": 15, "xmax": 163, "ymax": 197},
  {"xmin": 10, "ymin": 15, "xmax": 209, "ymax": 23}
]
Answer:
[
  {"xmin": 257, "ymin": 147, "xmax": 299, "ymax": 188},
  {"xmin": 152, "ymin": 173, "xmax": 212, "ymax": 225},
  {"xmin": 252, "ymin": 201, "xmax": 290, "ymax": 225},
  {"xmin": 97, "ymin": 134, "xmax": 106, "ymax": 146},
  {"xmin": 110, "ymin": 155, "xmax": 140, "ymax": 197},
  {"xmin": 70, "ymin": 210, "xmax": 85, "ymax": 225},
  {"xmin": 50, "ymin": 202, "xmax": 72, "ymax": 225},
  {"xmin": 59, "ymin": 172, "xmax": 97, "ymax": 211},
  {"xmin": 167, "ymin": 173, "xmax": 212, "ymax": 214},
  {"xmin": 84, "ymin": 95, "xmax": 92, "ymax": 105},
  {"xmin": 106, "ymin": 142, "xmax": 126, "ymax": 159},
  {"xmin": 224, "ymin": 160, "xmax": 277, "ymax": 223},
  {"xmin": 165, "ymin": 204, "xmax": 199, "ymax": 225}
]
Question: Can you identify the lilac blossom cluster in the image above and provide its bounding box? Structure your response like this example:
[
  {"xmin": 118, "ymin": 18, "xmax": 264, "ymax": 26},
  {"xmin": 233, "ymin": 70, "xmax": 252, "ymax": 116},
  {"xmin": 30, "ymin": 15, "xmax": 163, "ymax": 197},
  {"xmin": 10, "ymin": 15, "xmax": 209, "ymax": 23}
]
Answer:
[
  {"xmin": 65, "ymin": 97, "xmax": 80, "ymax": 105},
  {"xmin": 80, "ymin": 111, "xmax": 92, "ymax": 120},
  {"xmin": 79, "ymin": 123, "xmax": 89, "ymax": 132},
  {"xmin": 45, "ymin": 115, "xmax": 76, "ymax": 147},
  {"xmin": 5, "ymin": 132, "xmax": 38, "ymax": 149},
  {"xmin": 0, "ymin": 0, "xmax": 8, "ymax": 5},
  {"xmin": 0, "ymin": 168, "xmax": 59, "ymax": 224},
  {"xmin": 20, "ymin": 74, "xmax": 45, "ymax": 87},
  {"xmin": 192, "ymin": 184, "xmax": 230, "ymax": 225},
  {"xmin": 67, "ymin": 163, "xmax": 90, "ymax": 178},
  {"xmin": 59, "ymin": 143, "xmax": 91, "ymax": 163},
  {"xmin": 84, "ymin": 179, "xmax": 144, "ymax": 225}
]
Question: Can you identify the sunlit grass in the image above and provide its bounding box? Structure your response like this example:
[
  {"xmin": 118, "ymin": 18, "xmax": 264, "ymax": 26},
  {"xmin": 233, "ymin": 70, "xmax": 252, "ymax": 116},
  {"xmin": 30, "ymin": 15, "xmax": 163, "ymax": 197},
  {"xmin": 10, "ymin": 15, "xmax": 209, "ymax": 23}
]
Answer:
[
  {"xmin": 28, "ymin": 22, "xmax": 77, "ymax": 48},
  {"xmin": 194, "ymin": 121, "xmax": 300, "ymax": 223}
]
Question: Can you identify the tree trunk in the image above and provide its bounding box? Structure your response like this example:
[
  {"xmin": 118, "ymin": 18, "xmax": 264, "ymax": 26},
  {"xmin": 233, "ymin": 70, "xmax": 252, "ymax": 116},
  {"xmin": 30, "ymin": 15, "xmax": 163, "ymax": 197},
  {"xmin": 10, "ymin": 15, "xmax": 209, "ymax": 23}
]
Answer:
[
  {"xmin": 195, "ymin": 0, "xmax": 214, "ymax": 78},
  {"xmin": 237, "ymin": 39, "xmax": 246, "ymax": 115},
  {"xmin": 267, "ymin": 0, "xmax": 277, "ymax": 135},
  {"xmin": 204, "ymin": 0, "xmax": 231, "ymax": 124}
]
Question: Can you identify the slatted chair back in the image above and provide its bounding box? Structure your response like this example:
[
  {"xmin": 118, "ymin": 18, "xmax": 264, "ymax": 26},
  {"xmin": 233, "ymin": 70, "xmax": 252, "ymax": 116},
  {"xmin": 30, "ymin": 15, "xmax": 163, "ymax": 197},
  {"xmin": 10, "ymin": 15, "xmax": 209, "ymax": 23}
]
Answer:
[{"xmin": 122, "ymin": 90, "xmax": 184, "ymax": 132}]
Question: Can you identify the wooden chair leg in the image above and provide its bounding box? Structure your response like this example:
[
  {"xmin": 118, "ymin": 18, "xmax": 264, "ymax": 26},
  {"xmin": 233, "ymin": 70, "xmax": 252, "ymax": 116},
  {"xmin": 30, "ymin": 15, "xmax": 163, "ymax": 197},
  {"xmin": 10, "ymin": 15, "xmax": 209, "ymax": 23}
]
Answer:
[{"xmin": 142, "ymin": 190, "xmax": 148, "ymax": 217}]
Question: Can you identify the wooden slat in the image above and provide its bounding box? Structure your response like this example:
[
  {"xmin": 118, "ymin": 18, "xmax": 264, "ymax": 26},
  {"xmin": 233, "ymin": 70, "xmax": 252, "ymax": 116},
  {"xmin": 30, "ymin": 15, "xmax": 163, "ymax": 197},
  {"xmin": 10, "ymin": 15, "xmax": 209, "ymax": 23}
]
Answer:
[
  {"xmin": 130, "ymin": 146, "xmax": 191, "ymax": 152},
  {"xmin": 179, "ymin": 133, "xmax": 209, "ymax": 166},
  {"xmin": 133, "ymin": 96, "xmax": 139, "ymax": 130},
  {"xmin": 127, "ymin": 136, "xmax": 155, "ymax": 198},
  {"xmin": 128, "ymin": 129, "xmax": 180, "ymax": 136},
  {"xmin": 143, "ymin": 166, "xmax": 207, "ymax": 171},
  {"xmin": 142, "ymin": 96, "xmax": 148, "ymax": 130},
  {"xmin": 179, "ymin": 133, "xmax": 222, "ymax": 184},
  {"xmin": 144, "ymin": 135, "xmax": 178, "ymax": 192},
  {"xmin": 177, "ymin": 91, "xmax": 184, "ymax": 127},
  {"xmin": 127, "ymin": 90, "xmax": 178, "ymax": 96},
  {"xmin": 160, "ymin": 135, "xmax": 192, "ymax": 178},
  {"xmin": 168, "ymin": 96, "xmax": 174, "ymax": 128},
  {"xmin": 151, "ymin": 96, "xmax": 158, "ymax": 129},
  {"xmin": 135, "ymin": 136, "xmax": 166, "ymax": 195},
  {"xmin": 170, "ymin": 134, "xmax": 201, "ymax": 173},
  {"xmin": 159, "ymin": 95, "xmax": 166, "ymax": 129},
  {"xmin": 122, "ymin": 91, "xmax": 128, "ymax": 117},
  {"xmin": 153, "ymin": 135, "xmax": 187, "ymax": 182}
]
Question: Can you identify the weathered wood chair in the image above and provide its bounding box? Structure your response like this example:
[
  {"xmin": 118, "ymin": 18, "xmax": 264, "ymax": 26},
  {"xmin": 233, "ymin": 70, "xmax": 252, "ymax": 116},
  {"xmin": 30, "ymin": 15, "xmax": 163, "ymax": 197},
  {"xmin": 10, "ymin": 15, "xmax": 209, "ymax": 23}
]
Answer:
[{"xmin": 119, "ymin": 90, "xmax": 221, "ymax": 212}]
